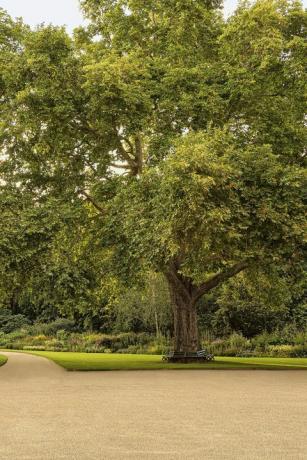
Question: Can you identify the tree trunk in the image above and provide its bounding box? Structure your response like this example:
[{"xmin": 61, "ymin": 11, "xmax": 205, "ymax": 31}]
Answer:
[
  {"xmin": 166, "ymin": 270, "xmax": 199, "ymax": 353},
  {"xmin": 164, "ymin": 260, "xmax": 249, "ymax": 354},
  {"xmin": 154, "ymin": 310, "xmax": 160, "ymax": 338},
  {"xmin": 172, "ymin": 292, "xmax": 199, "ymax": 353}
]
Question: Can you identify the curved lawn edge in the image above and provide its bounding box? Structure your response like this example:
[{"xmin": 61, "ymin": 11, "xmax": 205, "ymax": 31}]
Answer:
[
  {"xmin": 3, "ymin": 350, "xmax": 307, "ymax": 371},
  {"xmin": 0, "ymin": 354, "xmax": 8, "ymax": 367}
]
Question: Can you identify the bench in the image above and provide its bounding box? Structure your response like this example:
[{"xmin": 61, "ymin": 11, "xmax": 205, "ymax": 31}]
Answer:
[{"xmin": 162, "ymin": 349, "xmax": 214, "ymax": 363}]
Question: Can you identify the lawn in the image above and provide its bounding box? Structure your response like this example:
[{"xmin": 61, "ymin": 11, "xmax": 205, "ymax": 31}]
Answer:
[
  {"xmin": 19, "ymin": 351, "xmax": 307, "ymax": 371},
  {"xmin": 0, "ymin": 354, "xmax": 8, "ymax": 367}
]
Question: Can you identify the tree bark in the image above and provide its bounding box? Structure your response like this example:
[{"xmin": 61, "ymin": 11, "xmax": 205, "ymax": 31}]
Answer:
[
  {"xmin": 172, "ymin": 292, "xmax": 199, "ymax": 353},
  {"xmin": 165, "ymin": 269, "xmax": 199, "ymax": 353}
]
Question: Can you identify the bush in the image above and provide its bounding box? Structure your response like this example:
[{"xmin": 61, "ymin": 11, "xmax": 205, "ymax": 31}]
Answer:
[
  {"xmin": 251, "ymin": 332, "xmax": 271, "ymax": 351},
  {"xmin": 267, "ymin": 345, "xmax": 295, "ymax": 357},
  {"xmin": 204, "ymin": 334, "xmax": 252, "ymax": 357},
  {"xmin": 228, "ymin": 332, "xmax": 250, "ymax": 350},
  {"xmin": 31, "ymin": 335, "xmax": 48, "ymax": 345},
  {"xmin": 56, "ymin": 330, "xmax": 69, "ymax": 341},
  {"xmin": 45, "ymin": 339, "xmax": 65, "ymax": 351},
  {"xmin": 0, "ymin": 329, "xmax": 28, "ymax": 348},
  {"xmin": 0, "ymin": 311, "xmax": 30, "ymax": 333},
  {"xmin": 289, "ymin": 345, "xmax": 307, "ymax": 357},
  {"xmin": 23, "ymin": 346, "xmax": 46, "ymax": 351},
  {"xmin": 30, "ymin": 319, "xmax": 76, "ymax": 336},
  {"xmin": 265, "ymin": 344, "xmax": 307, "ymax": 358},
  {"xmin": 294, "ymin": 332, "xmax": 306, "ymax": 346}
]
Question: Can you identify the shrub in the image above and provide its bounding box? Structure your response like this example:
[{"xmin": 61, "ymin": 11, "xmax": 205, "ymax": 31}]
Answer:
[
  {"xmin": 0, "ymin": 311, "xmax": 30, "ymax": 333},
  {"xmin": 289, "ymin": 345, "xmax": 307, "ymax": 358},
  {"xmin": 66, "ymin": 334, "xmax": 83, "ymax": 351},
  {"xmin": 23, "ymin": 346, "xmax": 46, "ymax": 351},
  {"xmin": 228, "ymin": 332, "xmax": 250, "ymax": 350},
  {"xmin": 45, "ymin": 339, "xmax": 65, "ymax": 351},
  {"xmin": 251, "ymin": 332, "xmax": 270, "ymax": 351},
  {"xmin": 31, "ymin": 335, "xmax": 48, "ymax": 345},
  {"xmin": 294, "ymin": 332, "xmax": 306, "ymax": 346},
  {"xmin": 267, "ymin": 345, "xmax": 294, "ymax": 357},
  {"xmin": 30, "ymin": 319, "xmax": 76, "ymax": 336},
  {"xmin": 56, "ymin": 330, "xmax": 69, "ymax": 341},
  {"xmin": 0, "ymin": 329, "xmax": 28, "ymax": 347}
]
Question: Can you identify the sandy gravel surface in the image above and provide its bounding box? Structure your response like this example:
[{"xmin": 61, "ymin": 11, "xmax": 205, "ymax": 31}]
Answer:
[{"xmin": 0, "ymin": 352, "xmax": 306, "ymax": 460}]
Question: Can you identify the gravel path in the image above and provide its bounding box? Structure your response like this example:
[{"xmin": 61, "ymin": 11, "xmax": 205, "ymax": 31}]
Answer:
[{"xmin": 0, "ymin": 352, "xmax": 306, "ymax": 460}]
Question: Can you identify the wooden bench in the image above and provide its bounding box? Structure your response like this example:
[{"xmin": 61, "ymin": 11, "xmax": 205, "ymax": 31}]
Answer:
[{"xmin": 162, "ymin": 350, "xmax": 214, "ymax": 363}]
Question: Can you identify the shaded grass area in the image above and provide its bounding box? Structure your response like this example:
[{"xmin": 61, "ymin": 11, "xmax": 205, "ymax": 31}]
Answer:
[
  {"xmin": 0, "ymin": 354, "xmax": 8, "ymax": 367},
  {"xmin": 15, "ymin": 351, "xmax": 307, "ymax": 371}
]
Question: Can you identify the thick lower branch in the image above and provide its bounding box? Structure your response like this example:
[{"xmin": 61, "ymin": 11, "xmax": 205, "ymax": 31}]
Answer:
[{"xmin": 193, "ymin": 261, "xmax": 248, "ymax": 303}]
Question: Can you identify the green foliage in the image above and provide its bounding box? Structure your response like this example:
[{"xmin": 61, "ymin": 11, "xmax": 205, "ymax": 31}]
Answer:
[
  {"xmin": 0, "ymin": 309, "xmax": 29, "ymax": 333},
  {"xmin": 197, "ymin": 266, "xmax": 306, "ymax": 337},
  {"xmin": 0, "ymin": 329, "xmax": 157, "ymax": 354},
  {"xmin": 220, "ymin": 0, "xmax": 306, "ymax": 162},
  {"xmin": 203, "ymin": 327, "xmax": 307, "ymax": 357},
  {"xmin": 113, "ymin": 273, "xmax": 172, "ymax": 334},
  {"xmin": 108, "ymin": 130, "xmax": 305, "ymax": 284},
  {"xmin": 211, "ymin": 270, "xmax": 305, "ymax": 336},
  {"xmin": 0, "ymin": 325, "xmax": 305, "ymax": 357},
  {"xmin": 29, "ymin": 319, "xmax": 76, "ymax": 336},
  {"xmin": 0, "ymin": 187, "xmax": 118, "ymax": 328},
  {"xmin": 0, "ymin": 1, "xmax": 306, "ymax": 348}
]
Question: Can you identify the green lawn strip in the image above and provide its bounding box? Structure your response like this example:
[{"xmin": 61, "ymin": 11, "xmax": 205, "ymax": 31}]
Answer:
[
  {"xmin": 0, "ymin": 354, "xmax": 8, "ymax": 367},
  {"xmin": 13, "ymin": 351, "xmax": 307, "ymax": 371}
]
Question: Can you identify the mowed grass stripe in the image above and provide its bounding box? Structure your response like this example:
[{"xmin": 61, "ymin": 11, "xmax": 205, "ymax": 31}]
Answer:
[{"xmin": 12, "ymin": 351, "xmax": 307, "ymax": 371}]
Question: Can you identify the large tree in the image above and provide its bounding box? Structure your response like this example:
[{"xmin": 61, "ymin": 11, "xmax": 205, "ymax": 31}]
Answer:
[
  {"xmin": 107, "ymin": 130, "xmax": 305, "ymax": 351},
  {"xmin": 0, "ymin": 1, "xmax": 306, "ymax": 352}
]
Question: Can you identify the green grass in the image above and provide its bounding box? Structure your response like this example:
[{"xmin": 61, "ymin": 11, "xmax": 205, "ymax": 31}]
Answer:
[
  {"xmin": 0, "ymin": 354, "xmax": 8, "ymax": 367},
  {"xmin": 15, "ymin": 351, "xmax": 307, "ymax": 371}
]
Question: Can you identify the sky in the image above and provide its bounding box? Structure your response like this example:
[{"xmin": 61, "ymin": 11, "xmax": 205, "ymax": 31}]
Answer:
[
  {"xmin": 0, "ymin": 0, "xmax": 85, "ymax": 32},
  {"xmin": 1, "ymin": 0, "xmax": 306, "ymax": 32},
  {"xmin": 0, "ymin": 0, "xmax": 254, "ymax": 32}
]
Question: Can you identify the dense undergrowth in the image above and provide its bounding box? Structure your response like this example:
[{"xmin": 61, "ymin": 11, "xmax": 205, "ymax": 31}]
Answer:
[{"xmin": 0, "ymin": 320, "xmax": 305, "ymax": 358}]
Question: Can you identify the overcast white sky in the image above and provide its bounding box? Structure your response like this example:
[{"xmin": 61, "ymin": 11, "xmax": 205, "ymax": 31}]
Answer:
[
  {"xmin": 3, "ymin": 0, "xmax": 299, "ymax": 32},
  {"xmin": 0, "ymin": 0, "xmax": 84, "ymax": 32}
]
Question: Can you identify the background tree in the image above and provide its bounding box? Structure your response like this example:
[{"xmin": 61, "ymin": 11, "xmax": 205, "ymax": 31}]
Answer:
[
  {"xmin": 203, "ymin": 268, "xmax": 304, "ymax": 337},
  {"xmin": 113, "ymin": 273, "xmax": 172, "ymax": 336}
]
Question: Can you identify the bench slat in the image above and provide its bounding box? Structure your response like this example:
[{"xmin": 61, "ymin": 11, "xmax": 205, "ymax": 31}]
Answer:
[{"xmin": 163, "ymin": 349, "xmax": 214, "ymax": 362}]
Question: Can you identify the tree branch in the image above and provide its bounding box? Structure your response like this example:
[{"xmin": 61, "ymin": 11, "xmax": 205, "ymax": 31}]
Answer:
[
  {"xmin": 121, "ymin": 136, "xmax": 134, "ymax": 154},
  {"xmin": 116, "ymin": 139, "xmax": 137, "ymax": 173},
  {"xmin": 78, "ymin": 190, "xmax": 105, "ymax": 215},
  {"xmin": 109, "ymin": 162, "xmax": 131, "ymax": 170},
  {"xmin": 192, "ymin": 261, "xmax": 249, "ymax": 303},
  {"xmin": 135, "ymin": 134, "xmax": 143, "ymax": 175}
]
